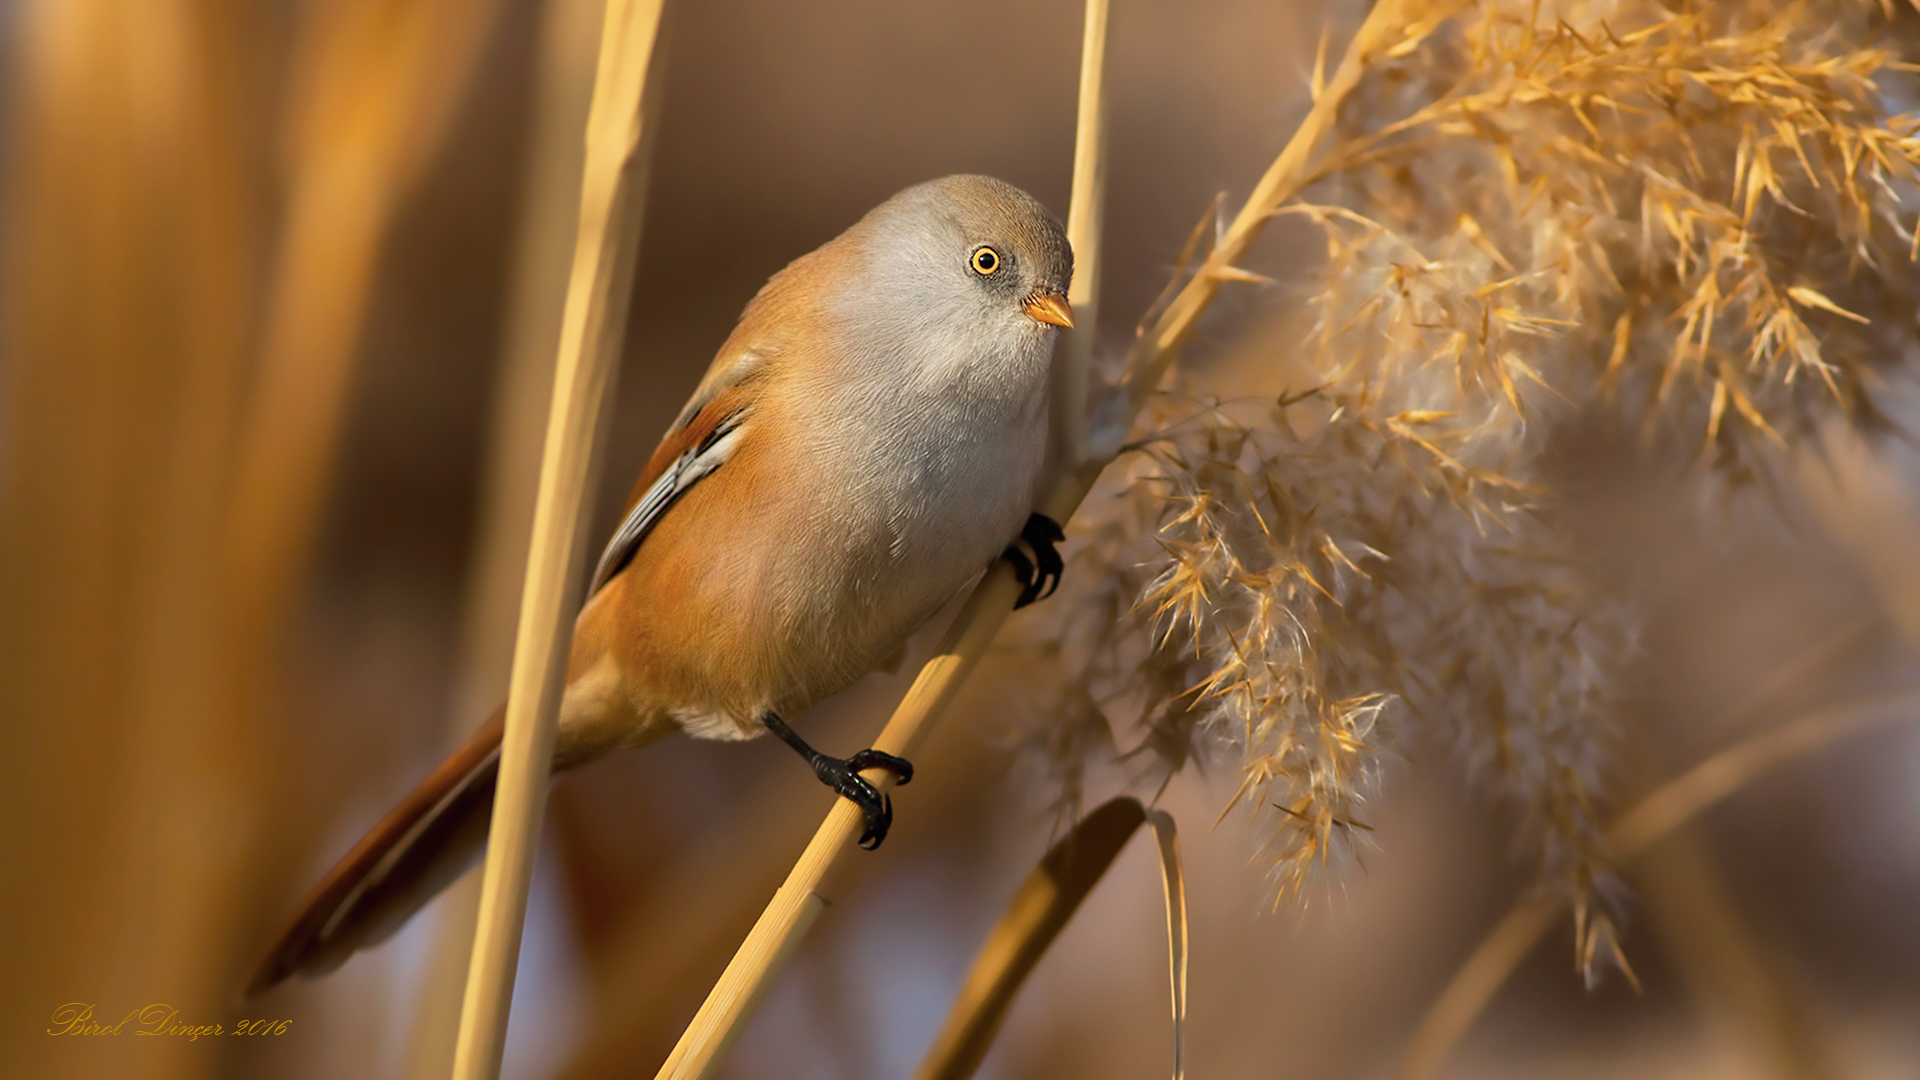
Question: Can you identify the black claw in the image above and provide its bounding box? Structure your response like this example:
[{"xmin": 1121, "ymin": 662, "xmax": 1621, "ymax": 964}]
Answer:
[
  {"xmin": 858, "ymin": 795, "xmax": 893, "ymax": 849},
  {"xmin": 762, "ymin": 712, "xmax": 913, "ymax": 850},
  {"xmin": 845, "ymin": 748, "xmax": 914, "ymax": 785},
  {"xmin": 1023, "ymin": 513, "xmax": 1066, "ymax": 601},
  {"xmin": 1003, "ymin": 512, "xmax": 1066, "ymax": 609},
  {"xmin": 813, "ymin": 759, "xmax": 894, "ymax": 848},
  {"xmin": 1002, "ymin": 543, "xmax": 1042, "ymax": 608}
]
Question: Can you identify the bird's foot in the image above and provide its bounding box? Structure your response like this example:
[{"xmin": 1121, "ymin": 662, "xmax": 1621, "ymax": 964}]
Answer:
[
  {"xmin": 762, "ymin": 713, "xmax": 913, "ymax": 850},
  {"xmin": 1002, "ymin": 512, "xmax": 1066, "ymax": 609},
  {"xmin": 810, "ymin": 749, "xmax": 914, "ymax": 849}
]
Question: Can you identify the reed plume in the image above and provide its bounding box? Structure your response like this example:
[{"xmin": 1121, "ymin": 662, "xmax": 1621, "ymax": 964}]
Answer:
[{"xmin": 1015, "ymin": 0, "xmax": 1920, "ymax": 976}]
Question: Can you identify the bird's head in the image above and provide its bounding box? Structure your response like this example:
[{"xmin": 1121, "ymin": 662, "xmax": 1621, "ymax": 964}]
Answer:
[{"xmin": 844, "ymin": 175, "xmax": 1075, "ymax": 373}]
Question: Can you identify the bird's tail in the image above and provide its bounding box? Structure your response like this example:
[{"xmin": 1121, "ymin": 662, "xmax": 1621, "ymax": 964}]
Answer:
[{"xmin": 246, "ymin": 707, "xmax": 509, "ymax": 998}]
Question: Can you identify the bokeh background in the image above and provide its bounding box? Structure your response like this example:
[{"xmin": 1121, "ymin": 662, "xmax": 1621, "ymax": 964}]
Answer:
[{"xmin": 2, "ymin": 1, "xmax": 1917, "ymax": 1078}]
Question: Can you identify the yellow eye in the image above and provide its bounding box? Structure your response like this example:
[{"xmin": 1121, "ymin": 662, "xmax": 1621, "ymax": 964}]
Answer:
[{"xmin": 970, "ymin": 246, "xmax": 1001, "ymax": 276}]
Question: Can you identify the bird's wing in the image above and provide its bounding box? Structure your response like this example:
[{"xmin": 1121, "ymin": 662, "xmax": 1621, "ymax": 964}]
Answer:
[
  {"xmin": 585, "ymin": 375, "xmax": 757, "ymax": 599},
  {"xmin": 587, "ymin": 242, "xmax": 816, "ymax": 598}
]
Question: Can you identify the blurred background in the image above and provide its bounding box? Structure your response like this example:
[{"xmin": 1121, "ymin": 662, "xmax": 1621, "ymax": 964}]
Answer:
[{"xmin": 2, "ymin": 1, "xmax": 1916, "ymax": 1078}]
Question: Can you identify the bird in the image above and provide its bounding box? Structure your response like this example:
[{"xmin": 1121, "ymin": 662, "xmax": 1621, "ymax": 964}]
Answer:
[{"xmin": 246, "ymin": 174, "xmax": 1075, "ymax": 997}]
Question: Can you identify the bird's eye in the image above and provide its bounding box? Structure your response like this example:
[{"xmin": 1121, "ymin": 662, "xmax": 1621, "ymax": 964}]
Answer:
[{"xmin": 970, "ymin": 246, "xmax": 1001, "ymax": 276}]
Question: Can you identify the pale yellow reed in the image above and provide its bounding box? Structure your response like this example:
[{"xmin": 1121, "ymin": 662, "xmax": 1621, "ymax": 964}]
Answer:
[{"xmin": 450, "ymin": 2, "xmax": 669, "ymax": 1078}]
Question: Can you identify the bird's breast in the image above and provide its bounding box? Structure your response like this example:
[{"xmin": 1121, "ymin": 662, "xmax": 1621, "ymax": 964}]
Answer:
[{"xmin": 789, "ymin": 336, "xmax": 1052, "ymax": 665}]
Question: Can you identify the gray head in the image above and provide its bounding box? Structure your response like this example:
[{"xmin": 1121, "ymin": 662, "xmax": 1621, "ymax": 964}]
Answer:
[{"xmin": 837, "ymin": 176, "xmax": 1075, "ymax": 368}]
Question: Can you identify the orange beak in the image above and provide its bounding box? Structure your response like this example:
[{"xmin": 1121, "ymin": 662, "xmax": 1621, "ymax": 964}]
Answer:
[{"xmin": 1022, "ymin": 291, "xmax": 1075, "ymax": 329}]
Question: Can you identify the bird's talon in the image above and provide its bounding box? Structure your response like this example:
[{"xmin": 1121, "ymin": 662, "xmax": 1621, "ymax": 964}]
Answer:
[
  {"xmin": 856, "ymin": 792, "xmax": 893, "ymax": 849},
  {"xmin": 763, "ymin": 715, "xmax": 911, "ymax": 850},
  {"xmin": 1002, "ymin": 544, "xmax": 1042, "ymax": 608},
  {"xmin": 813, "ymin": 754, "xmax": 902, "ymax": 849},
  {"xmin": 846, "ymin": 748, "xmax": 914, "ymax": 785},
  {"xmin": 1005, "ymin": 512, "xmax": 1066, "ymax": 609}
]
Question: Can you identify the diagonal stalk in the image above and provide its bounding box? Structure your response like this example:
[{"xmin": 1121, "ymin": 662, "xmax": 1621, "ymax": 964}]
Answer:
[
  {"xmin": 911, "ymin": 797, "xmax": 1187, "ymax": 1080},
  {"xmin": 1394, "ymin": 684, "xmax": 1920, "ymax": 1080},
  {"xmin": 1104, "ymin": 0, "xmax": 1427, "ymax": 443}
]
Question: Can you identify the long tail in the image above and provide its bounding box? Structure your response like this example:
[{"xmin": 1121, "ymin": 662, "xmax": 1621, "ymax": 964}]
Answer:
[{"xmin": 247, "ymin": 708, "xmax": 508, "ymax": 998}]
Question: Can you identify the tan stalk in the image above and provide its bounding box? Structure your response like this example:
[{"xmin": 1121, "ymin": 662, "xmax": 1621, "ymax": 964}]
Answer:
[
  {"xmin": 1103, "ymin": 0, "xmax": 1425, "ymax": 443},
  {"xmin": 910, "ymin": 798, "xmax": 1193, "ymax": 1080},
  {"xmin": 0, "ymin": 3, "xmax": 263, "ymax": 1076},
  {"xmin": 653, "ymin": 569, "xmax": 1028, "ymax": 1080},
  {"xmin": 912, "ymin": 799, "xmax": 1146, "ymax": 1080},
  {"xmin": 1390, "ymin": 896, "xmax": 1561, "ymax": 1080},
  {"xmin": 449, "ymin": 2, "xmax": 670, "ymax": 1078},
  {"xmin": 1057, "ymin": 0, "xmax": 1110, "ymax": 463},
  {"xmin": 1148, "ymin": 809, "xmax": 1189, "ymax": 1080},
  {"xmin": 1637, "ymin": 829, "xmax": 1838, "ymax": 1079},
  {"xmin": 404, "ymin": 0, "xmax": 606, "ymax": 1074},
  {"xmin": 1394, "ymin": 684, "xmax": 1920, "ymax": 1080},
  {"xmin": 557, "ymin": 703, "xmax": 1006, "ymax": 1078},
  {"xmin": 220, "ymin": 1, "xmax": 512, "ymax": 986},
  {"xmin": 653, "ymin": 3, "xmax": 1423, "ymax": 1076}
]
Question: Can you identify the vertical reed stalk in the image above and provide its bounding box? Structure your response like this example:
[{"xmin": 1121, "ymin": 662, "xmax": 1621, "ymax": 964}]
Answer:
[
  {"xmin": 404, "ymin": 0, "xmax": 606, "ymax": 1075},
  {"xmin": 0, "ymin": 3, "xmax": 262, "ymax": 1076},
  {"xmin": 1057, "ymin": 0, "xmax": 1110, "ymax": 464},
  {"xmin": 225, "ymin": 0, "xmax": 507, "ymax": 686},
  {"xmin": 449, "ymin": 1, "xmax": 669, "ymax": 1077},
  {"xmin": 222, "ymin": 0, "xmax": 511, "ymax": 957}
]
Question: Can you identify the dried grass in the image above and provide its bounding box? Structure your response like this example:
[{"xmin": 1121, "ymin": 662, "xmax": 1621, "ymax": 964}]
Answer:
[{"xmin": 1015, "ymin": 0, "xmax": 1920, "ymax": 975}]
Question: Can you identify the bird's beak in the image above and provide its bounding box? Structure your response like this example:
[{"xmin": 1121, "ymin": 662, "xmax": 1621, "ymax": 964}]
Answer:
[{"xmin": 1022, "ymin": 291, "xmax": 1075, "ymax": 329}]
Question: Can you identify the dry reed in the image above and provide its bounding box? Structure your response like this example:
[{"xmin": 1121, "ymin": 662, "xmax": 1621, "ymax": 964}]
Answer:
[
  {"xmin": 912, "ymin": 797, "xmax": 1146, "ymax": 1080},
  {"xmin": 1635, "ymin": 828, "xmax": 1837, "ymax": 1079},
  {"xmin": 226, "ymin": 0, "xmax": 509, "ymax": 726},
  {"xmin": 556, "ymin": 706, "xmax": 1004, "ymax": 1079},
  {"xmin": 451, "ymin": 1, "xmax": 670, "ymax": 1077},
  {"xmin": 1012, "ymin": 0, "xmax": 1920, "ymax": 985},
  {"xmin": 224, "ymin": 7, "xmax": 513, "ymax": 1060},
  {"xmin": 911, "ymin": 797, "xmax": 1187, "ymax": 1080},
  {"xmin": 404, "ymin": 0, "xmax": 608, "ymax": 1074}
]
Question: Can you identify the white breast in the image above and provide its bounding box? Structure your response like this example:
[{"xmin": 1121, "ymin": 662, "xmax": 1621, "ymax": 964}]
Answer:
[{"xmin": 789, "ymin": 322, "xmax": 1055, "ymax": 687}]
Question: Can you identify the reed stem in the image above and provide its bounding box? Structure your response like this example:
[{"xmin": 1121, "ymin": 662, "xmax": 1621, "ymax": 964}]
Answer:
[
  {"xmin": 1058, "ymin": 0, "xmax": 1110, "ymax": 463},
  {"xmin": 911, "ymin": 798, "xmax": 1147, "ymax": 1080},
  {"xmin": 404, "ymin": 0, "xmax": 605, "ymax": 1075},
  {"xmin": 1105, "ymin": 0, "xmax": 1415, "ymax": 443},
  {"xmin": 449, "ymin": 2, "xmax": 669, "ymax": 1077}
]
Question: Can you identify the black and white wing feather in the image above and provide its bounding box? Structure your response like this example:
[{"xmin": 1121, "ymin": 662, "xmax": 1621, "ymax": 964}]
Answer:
[{"xmin": 586, "ymin": 409, "xmax": 748, "ymax": 598}]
